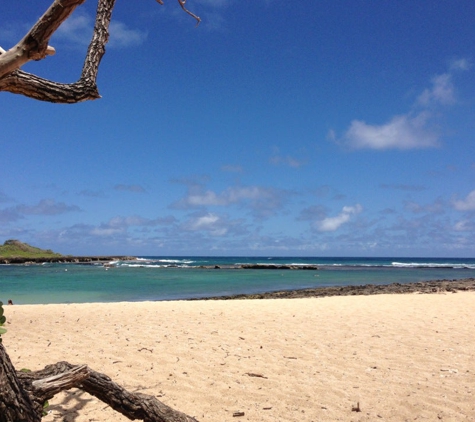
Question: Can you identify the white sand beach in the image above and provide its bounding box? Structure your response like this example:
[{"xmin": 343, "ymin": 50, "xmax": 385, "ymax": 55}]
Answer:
[{"xmin": 3, "ymin": 292, "xmax": 475, "ymax": 421}]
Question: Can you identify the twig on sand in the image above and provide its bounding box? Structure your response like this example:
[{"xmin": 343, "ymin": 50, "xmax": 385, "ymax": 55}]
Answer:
[{"xmin": 244, "ymin": 372, "xmax": 268, "ymax": 379}]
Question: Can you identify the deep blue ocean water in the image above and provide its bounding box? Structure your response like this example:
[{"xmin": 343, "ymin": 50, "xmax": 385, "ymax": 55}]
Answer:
[{"xmin": 1, "ymin": 256, "xmax": 475, "ymax": 304}]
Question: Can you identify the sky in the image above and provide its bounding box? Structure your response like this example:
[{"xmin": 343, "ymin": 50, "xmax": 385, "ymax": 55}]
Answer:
[{"xmin": 1, "ymin": 0, "xmax": 475, "ymax": 257}]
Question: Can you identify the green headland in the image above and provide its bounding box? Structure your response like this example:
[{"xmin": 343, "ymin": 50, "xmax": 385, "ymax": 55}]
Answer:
[
  {"xmin": 0, "ymin": 239, "xmax": 135, "ymax": 264},
  {"xmin": 0, "ymin": 239, "xmax": 62, "ymax": 259}
]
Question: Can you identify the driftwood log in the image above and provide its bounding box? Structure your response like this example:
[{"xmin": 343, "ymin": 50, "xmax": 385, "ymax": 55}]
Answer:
[{"xmin": 0, "ymin": 343, "xmax": 198, "ymax": 422}]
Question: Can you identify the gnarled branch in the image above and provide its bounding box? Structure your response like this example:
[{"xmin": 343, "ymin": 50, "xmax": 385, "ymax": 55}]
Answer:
[
  {"xmin": 18, "ymin": 360, "xmax": 199, "ymax": 422},
  {"xmin": 0, "ymin": 70, "xmax": 102, "ymax": 102},
  {"xmin": 1, "ymin": 342, "xmax": 198, "ymax": 421},
  {"xmin": 0, "ymin": 0, "xmax": 85, "ymax": 78},
  {"xmin": 31, "ymin": 364, "xmax": 90, "ymax": 400},
  {"xmin": 0, "ymin": 0, "xmax": 199, "ymax": 103}
]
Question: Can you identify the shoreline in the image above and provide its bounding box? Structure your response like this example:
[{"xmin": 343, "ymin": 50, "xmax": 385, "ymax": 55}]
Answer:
[
  {"xmin": 196, "ymin": 277, "xmax": 475, "ymax": 300},
  {"xmin": 2, "ymin": 276, "xmax": 475, "ymax": 306}
]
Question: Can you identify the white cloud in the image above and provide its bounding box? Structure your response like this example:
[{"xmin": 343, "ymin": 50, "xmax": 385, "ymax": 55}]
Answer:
[
  {"xmin": 190, "ymin": 213, "xmax": 220, "ymax": 229},
  {"xmin": 55, "ymin": 13, "xmax": 146, "ymax": 48},
  {"xmin": 337, "ymin": 60, "xmax": 471, "ymax": 151},
  {"xmin": 108, "ymin": 216, "xmax": 145, "ymax": 227},
  {"xmin": 90, "ymin": 214, "xmax": 176, "ymax": 237},
  {"xmin": 106, "ymin": 215, "xmax": 176, "ymax": 228},
  {"xmin": 109, "ymin": 21, "xmax": 147, "ymax": 48},
  {"xmin": 270, "ymin": 154, "xmax": 304, "ymax": 168},
  {"xmin": 226, "ymin": 186, "xmax": 264, "ymax": 203},
  {"xmin": 91, "ymin": 226, "xmax": 124, "ymax": 237},
  {"xmin": 450, "ymin": 58, "xmax": 471, "ymax": 71},
  {"xmin": 454, "ymin": 220, "xmax": 473, "ymax": 232},
  {"xmin": 16, "ymin": 199, "xmax": 81, "ymax": 216},
  {"xmin": 453, "ymin": 190, "xmax": 475, "ymax": 211},
  {"xmin": 404, "ymin": 198, "xmax": 445, "ymax": 214},
  {"xmin": 269, "ymin": 147, "xmax": 305, "ymax": 168},
  {"xmin": 417, "ymin": 73, "xmax": 455, "ymax": 106},
  {"xmin": 55, "ymin": 13, "xmax": 92, "ymax": 46},
  {"xmin": 315, "ymin": 204, "xmax": 362, "ymax": 232},
  {"xmin": 183, "ymin": 213, "xmax": 228, "ymax": 236},
  {"xmin": 343, "ymin": 112, "xmax": 439, "ymax": 150},
  {"xmin": 186, "ymin": 190, "xmax": 223, "ymax": 206},
  {"xmin": 173, "ymin": 185, "xmax": 290, "ymax": 217}
]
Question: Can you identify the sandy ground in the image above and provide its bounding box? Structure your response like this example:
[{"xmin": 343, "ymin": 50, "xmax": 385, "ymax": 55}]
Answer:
[{"xmin": 3, "ymin": 292, "xmax": 475, "ymax": 421}]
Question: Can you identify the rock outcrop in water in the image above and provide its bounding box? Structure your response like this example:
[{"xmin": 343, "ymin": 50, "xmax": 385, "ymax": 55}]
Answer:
[
  {"xmin": 0, "ymin": 256, "xmax": 137, "ymax": 265},
  {"xmin": 199, "ymin": 264, "xmax": 319, "ymax": 270},
  {"xmin": 194, "ymin": 278, "xmax": 475, "ymax": 300}
]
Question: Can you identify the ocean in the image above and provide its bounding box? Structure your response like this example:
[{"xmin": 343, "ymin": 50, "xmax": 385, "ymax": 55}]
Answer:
[{"xmin": 1, "ymin": 256, "xmax": 475, "ymax": 304}]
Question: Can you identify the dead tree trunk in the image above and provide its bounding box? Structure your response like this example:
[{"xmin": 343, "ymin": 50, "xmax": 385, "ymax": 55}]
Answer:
[
  {"xmin": 0, "ymin": 343, "xmax": 41, "ymax": 422},
  {"xmin": 0, "ymin": 344, "xmax": 198, "ymax": 422}
]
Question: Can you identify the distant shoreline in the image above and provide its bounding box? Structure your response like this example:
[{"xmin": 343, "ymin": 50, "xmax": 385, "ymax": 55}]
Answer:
[
  {"xmin": 0, "ymin": 258, "xmax": 321, "ymax": 270},
  {"xmin": 0, "ymin": 256, "xmax": 137, "ymax": 265}
]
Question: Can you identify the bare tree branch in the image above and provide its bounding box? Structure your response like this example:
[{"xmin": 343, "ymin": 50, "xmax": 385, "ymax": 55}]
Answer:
[
  {"xmin": 0, "ymin": 0, "xmax": 200, "ymax": 103},
  {"xmin": 0, "ymin": 0, "xmax": 86, "ymax": 78},
  {"xmin": 31, "ymin": 364, "xmax": 90, "ymax": 400},
  {"xmin": 0, "ymin": 0, "xmax": 115, "ymax": 102},
  {"xmin": 0, "ymin": 70, "xmax": 102, "ymax": 102},
  {"xmin": 17, "ymin": 360, "xmax": 199, "ymax": 422},
  {"xmin": 178, "ymin": 0, "xmax": 201, "ymax": 26}
]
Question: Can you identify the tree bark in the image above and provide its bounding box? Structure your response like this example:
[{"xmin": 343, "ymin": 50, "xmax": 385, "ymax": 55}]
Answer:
[
  {"xmin": 0, "ymin": 344, "xmax": 41, "ymax": 422},
  {"xmin": 0, "ymin": 0, "xmax": 85, "ymax": 78},
  {"xmin": 0, "ymin": 0, "xmax": 115, "ymax": 103},
  {"xmin": 0, "ymin": 0, "xmax": 199, "ymax": 103},
  {"xmin": 0, "ymin": 70, "xmax": 101, "ymax": 103},
  {"xmin": 0, "ymin": 344, "xmax": 199, "ymax": 422}
]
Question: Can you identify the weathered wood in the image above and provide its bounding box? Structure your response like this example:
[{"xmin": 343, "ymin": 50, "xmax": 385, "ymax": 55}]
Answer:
[
  {"xmin": 17, "ymin": 361, "xmax": 199, "ymax": 422},
  {"xmin": 0, "ymin": 70, "xmax": 101, "ymax": 103},
  {"xmin": 1, "ymin": 341, "xmax": 199, "ymax": 421},
  {"xmin": 0, "ymin": 0, "xmax": 198, "ymax": 103},
  {"xmin": 0, "ymin": 0, "xmax": 113, "ymax": 102},
  {"xmin": 31, "ymin": 364, "xmax": 89, "ymax": 399},
  {"xmin": 0, "ymin": 344, "xmax": 41, "ymax": 422},
  {"xmin": 0, "ymin": 0, "xmax": 85, "ymax": 77}
]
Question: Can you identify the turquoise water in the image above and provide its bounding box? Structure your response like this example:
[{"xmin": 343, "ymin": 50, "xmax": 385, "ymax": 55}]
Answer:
[{"xmin": 1, "ymin": 256, "xmax": 475, "ymax": 304}]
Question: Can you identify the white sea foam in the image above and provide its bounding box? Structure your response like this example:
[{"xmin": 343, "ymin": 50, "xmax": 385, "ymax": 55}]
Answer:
[
  {"xmin": 159, "ymin": 259, "xmax": 194, "ymax": 264},
  {"xmin": 392, "ymin": 262, "xmax": 475, "ymax": 269},
  {"xmin": 290, "ymin": 263, "xmax": 316, "ymax": 266}
]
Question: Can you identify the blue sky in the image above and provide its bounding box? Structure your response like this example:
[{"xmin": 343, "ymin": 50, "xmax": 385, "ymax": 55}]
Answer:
[{"xmin": 1, "ymin": 0, "xmax": 474, "ymax": 257}]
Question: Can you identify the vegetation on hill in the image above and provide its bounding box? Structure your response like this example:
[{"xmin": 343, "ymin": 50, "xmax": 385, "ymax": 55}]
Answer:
[{"xmin": 0, "ymin": 239, "xmax": 62, "ymax": 258}]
